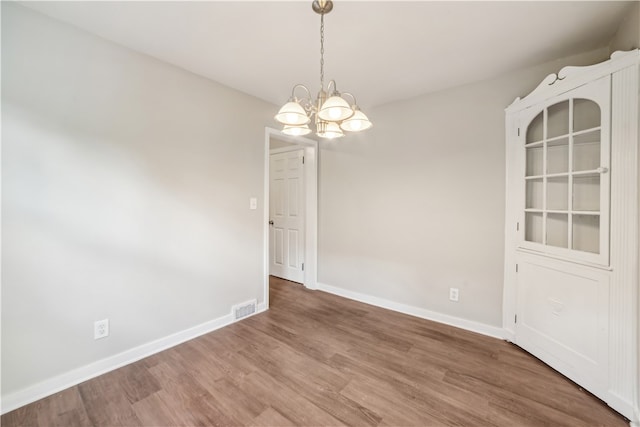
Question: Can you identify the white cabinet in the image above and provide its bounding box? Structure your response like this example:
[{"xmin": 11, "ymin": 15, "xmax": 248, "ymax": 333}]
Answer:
[{"xmin": 503, "ymin": 50, "xmax": 639, "ymax": 423}]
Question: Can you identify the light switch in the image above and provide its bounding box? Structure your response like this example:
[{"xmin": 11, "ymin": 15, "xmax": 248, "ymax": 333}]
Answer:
[{"xmin": 249, "ymin": 197, "xmax": 258, "ymax": 210}]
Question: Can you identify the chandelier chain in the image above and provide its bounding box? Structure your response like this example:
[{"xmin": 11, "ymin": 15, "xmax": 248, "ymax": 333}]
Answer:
[{"xmin": 320, "ymin": 13, "xmax": 325, "ymax": 90}]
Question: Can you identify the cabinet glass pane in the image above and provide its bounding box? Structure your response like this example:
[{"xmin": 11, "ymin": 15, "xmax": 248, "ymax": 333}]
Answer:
[
  {"xmin": 526, "ymin": 179, "xmax": 543, "ymax": 209},
  {"xmin": 526, "ymin": 112, "xmax": 544, "ymax": 143},
  {"xmin": 547, "ymin": 213, "xmax": 568, "ymax": 248},
  {"xmin": 526, "ymin": 145, "xmax": 543, "ymax": 176},
  {"xmin": 518, "ymin": 85, "xmax": 608, "ymax": 264},
  {"xmin": 547, "ymin": 138, "xmax": 569, "ymax": 174},
  {"xmin": 573, "ymin": 130, "xmax": 600, "ymax": 172},
  {"xmin": 548, "ymin": 101, "xmax": 570, "ymax": 138},
  {"xmin": 572, "ymin": 214, "xmax": 600, "ymax": 253},
  {"xmin": 573, "ymin": 98, "xmax": 600, "ymax": 132},
  {"xmin": 525, "ymin": 212, "xmax": 543, "ymax": 243},
  {"xmin": 547, "ymin": 177, "xmax": 568, "ymax": 210},
  {"xmin": 573, "ymin": 175, "xmax": 600, "ymax": 211}
]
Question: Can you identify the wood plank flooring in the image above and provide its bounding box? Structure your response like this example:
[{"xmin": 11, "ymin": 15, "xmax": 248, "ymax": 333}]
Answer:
[{"xmin": 3, "ymin": 276, "xmax": 628, "ymax": 426}]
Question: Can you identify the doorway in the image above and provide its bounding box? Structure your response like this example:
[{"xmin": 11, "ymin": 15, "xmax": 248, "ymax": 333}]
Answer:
[{"xmin": 263, "ymin": 128, "xmax": 318, "ymax": 309}]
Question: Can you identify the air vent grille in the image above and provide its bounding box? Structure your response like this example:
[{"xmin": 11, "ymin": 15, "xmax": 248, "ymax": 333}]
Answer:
[{"xmin": 233, "ymin": 300, "xmax": 257, "ymax": 320}]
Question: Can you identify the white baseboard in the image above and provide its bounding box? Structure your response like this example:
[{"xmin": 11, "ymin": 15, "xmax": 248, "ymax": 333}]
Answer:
[
  {"xmin": 502, "ymin": 329, "xmax": 516, "ymax": 343},
  {"xmin": 605, "ymin": 392, "xmax": 638, "ymax": 425},
  {"xmin": 316, "ymin": 282, "xmax": 504, "ymax": 340},
  {"xmin": 1, "ymin": 302, "xmax": 267, "ymax": 415}
]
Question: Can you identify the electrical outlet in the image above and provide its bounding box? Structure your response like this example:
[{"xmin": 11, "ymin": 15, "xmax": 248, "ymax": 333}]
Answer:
[
  {"xmin": 449, "ymin": 288, "xmax": 459, "ymax": 302},
  {"xmin": 94, "ymin": 319, "xmax": 109, "ymax": 340}
]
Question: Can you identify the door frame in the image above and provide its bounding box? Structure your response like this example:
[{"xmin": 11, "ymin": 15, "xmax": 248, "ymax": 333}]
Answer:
[{"xmin": 263, "ymin": 127, "xmax": 318, "ymax": 309}]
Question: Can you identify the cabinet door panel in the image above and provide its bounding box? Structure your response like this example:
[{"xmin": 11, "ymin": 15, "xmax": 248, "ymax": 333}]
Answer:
[
  {"xmin": 516, "ymin": 254, "xmax": 609, "ymax": 392},
  {"xmin": 520, "ymin": 75, "xmax": 610, "ymax": 266}
]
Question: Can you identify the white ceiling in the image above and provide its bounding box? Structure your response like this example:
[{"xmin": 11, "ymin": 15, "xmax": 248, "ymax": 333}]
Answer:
[{"xmin": 22, "ymin": 1, "xmax": 633, "ymax": 109}]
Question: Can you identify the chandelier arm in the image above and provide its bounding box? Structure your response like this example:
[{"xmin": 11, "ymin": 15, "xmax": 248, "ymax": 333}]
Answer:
[
  {"xmin": 291, "ymin": 84, "xmax": 312, "ymax": 101},
  {"xmin": 326, "ymin": 79, "xmax": 337, "ymax": 94},
  {"xmin": 341, "ymin": 92, "xmax": 357, "ymax": 106}
]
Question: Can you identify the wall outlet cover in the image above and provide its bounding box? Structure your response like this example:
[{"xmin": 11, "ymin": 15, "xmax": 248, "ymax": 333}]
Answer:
[{"xmin": 94, "ymin": 319, "xmax": 109, "ymax": 340}]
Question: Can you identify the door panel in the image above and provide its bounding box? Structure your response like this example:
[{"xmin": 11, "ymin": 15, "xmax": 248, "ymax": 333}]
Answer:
[
  {"xmin": 273, "ymin": 179, "xmax": 284, "ymax": 216},
  {"xmin": 269, "ymin": 150, "xmax": 304, "ymax": 283},
  {"xmin": 274, "ymin": 228, "xmax": 284, "ymax": 266},
  {"xmin": 288, "ymin": 229, "xmax": 298, "ymax": 267},
  {"xmin": 516, "ymin": 252, "xmax": 609, "ymax": 391},
  {"xmin": 288, "ymin": 178, "xmax": 300, "ymax": 216}
]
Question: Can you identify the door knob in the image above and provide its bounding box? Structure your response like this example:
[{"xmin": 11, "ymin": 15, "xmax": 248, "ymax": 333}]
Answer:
[{"xmin": 269, "ymin": 220, "xmax": 274, "ymax": 225}]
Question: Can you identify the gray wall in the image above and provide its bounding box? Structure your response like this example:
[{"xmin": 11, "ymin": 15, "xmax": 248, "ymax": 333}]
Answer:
[
  {"xmin": 270, "ymin": 137, "xmax": 298, "ymax": 150},
  {"xmin": 609, "ymin": 1, "xmax": 640, "ymax": 52},
  {"xmin": 317, "ymin": 47, "xmax": 610, "ymax": 327},
  {"xmin": 2, "ymin": 3, "xmax": 273, "ymax": 396}
]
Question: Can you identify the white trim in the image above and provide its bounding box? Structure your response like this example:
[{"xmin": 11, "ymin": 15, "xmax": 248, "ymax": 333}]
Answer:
[
  {"xmin": 263, "ymin": 128, "xmax": 271, "ymax": 308},
  {"xmin": 1, "ymin": 303, "xmax": 266, "ymax": 415},
  {"xmin": 316, "ymin": 282, "xmax": 505, "ymax": 340},
  {"xmin": 269, "ymin": 146, "xmax": 303, "ymax": 155},
  {"xmin": 604, "ymin": 392, "xmax": 637, "ymax": 427},
  {"xmin": 506, "ymin": 50, "xmax": 639, "ymax": 113},
  {"xmin": 503, "ymin": 330, "xmax": 516, "ymax": 343},
  {"xmin": 264, "ymin": 127, "xmax": 318, "ymax": 295},
  {"xmin": 302, "ymin": 143, "xmax": 318, "ymax": 290}
]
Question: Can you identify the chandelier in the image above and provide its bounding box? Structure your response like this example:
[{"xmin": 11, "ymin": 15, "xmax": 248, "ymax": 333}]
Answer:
[{"xmin": 274, "ymin": 0, "xmax": 372, "ymax": 139}]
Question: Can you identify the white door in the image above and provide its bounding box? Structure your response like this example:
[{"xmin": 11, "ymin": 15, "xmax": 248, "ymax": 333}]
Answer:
[{"xmin": 269, "ymin": 149, "xmax": 304, "ymax": 283}]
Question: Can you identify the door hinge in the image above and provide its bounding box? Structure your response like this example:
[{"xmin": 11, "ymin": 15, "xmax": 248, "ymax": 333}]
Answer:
[
  {"xmin": 515, "ymin": 314, "xmax": 518, "ymax": 323},
  {"xmin": 517, "ymin": 128, "xmax": 520, "ymax": 136},
  {"xmin": 515, "ymin": 264, "xmax": 518, "ymax": 273},
  {"xmin": 301, "ymin": 263, "xmax": 304, "ymax": 271},
  {"xmin": 302, "ymin": 156, "xmax": 305, "ymax": 164},
  {"xmin": 516, "ymin": 222, "xmax": 519, "ymax": 231}
]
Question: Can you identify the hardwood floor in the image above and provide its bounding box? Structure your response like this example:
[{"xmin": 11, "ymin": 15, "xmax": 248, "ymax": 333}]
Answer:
[{"xmin": 3, "ymin": 276, "xmax": 628, "ymax": 426}]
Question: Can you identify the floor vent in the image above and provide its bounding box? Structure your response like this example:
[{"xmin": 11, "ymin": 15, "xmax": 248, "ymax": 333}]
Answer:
[{"xmin": 233, "ymin": 300, "xmax": 257, "ymax": 320}]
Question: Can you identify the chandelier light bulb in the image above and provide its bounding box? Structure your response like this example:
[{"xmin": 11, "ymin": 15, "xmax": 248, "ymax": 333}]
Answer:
[
  {"xmin": 318, "ymin": 95, "xmax": 354, "ymax": 122},
  {"xmin": 317, "ymin": 121, "xmax": 344, "ymax": 139},
  {"xmin": 349, "ymin": 119, "xmax": 362, "ymax": 131},
  {"xmin": 275, "ymin": 101, "xmax": 310, "ymax": 126},
  {"xmin": 328, "ymin": 107, "xmax": 342, "ymax": 120},
  {"xmin": 340, "ymin": 109, "xmax": 372, "ymax": 132},
  {"xmin": 283, "ymin": 124, "xmax": 312, "ymax": 136}
]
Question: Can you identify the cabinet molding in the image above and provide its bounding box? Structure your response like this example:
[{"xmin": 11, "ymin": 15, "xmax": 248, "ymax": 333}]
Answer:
[{"xmin": 608, "ymin": 62, "xmax": 639, "ymax": 417}]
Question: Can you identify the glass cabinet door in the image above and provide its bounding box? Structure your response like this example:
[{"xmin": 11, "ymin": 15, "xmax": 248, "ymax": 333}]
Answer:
[{"xmin": 520, "ymin": 76, "xmax": 610, "ymax": 265}]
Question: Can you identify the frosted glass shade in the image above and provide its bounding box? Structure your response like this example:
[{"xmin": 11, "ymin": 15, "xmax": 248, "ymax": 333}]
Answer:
[
  {"xmin": 318, "ymin": 96, "xmax": 354, "ymax": 121},
  {"xmin": 275, "ymin": 101, "xmax": 310, "ymax": 125},
  {"xmin": 282, "ymin": 124, "xmax": 312, "ymax": 136},
  {"xmin": 340, "ymin": 110, "xmax": 372, "ymax": 132},
  {"xmin": 317, "ymin": 121, "xmax": 344, "ymax": 139}
]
